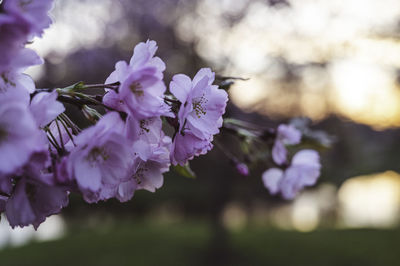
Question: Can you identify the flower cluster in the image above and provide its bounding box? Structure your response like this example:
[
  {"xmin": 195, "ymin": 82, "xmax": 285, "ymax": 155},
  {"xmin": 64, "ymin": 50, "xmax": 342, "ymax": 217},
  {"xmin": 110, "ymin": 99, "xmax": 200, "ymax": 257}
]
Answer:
[
  {"xmin": 223, "ymin": 120, "xmax": 322, "ymax": 199},
  {"xmin": 262, "ymin": 124, "xmax": 321, "ymax": 199},
  {"xmin": 0, "ymin": 0, "xmax": 326, "ymax": 229},
  {"xmin": 263, "ymin": 149, "xmax": 321, "ymax": 200},
  {"xmin": 0, "ymin": 0, "xmax": 68, "ymax": 228}
]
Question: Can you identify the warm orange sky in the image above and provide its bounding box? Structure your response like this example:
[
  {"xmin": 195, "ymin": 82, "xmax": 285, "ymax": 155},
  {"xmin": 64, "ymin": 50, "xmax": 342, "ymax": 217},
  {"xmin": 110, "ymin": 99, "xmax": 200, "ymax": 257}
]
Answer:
[
  {"xmin": 27, "ymin": 0, "xmax": 400, "ymax": 130},
  {"xmin": 176, "ymin": 0, "xmax": 400, "ymax": 130}
]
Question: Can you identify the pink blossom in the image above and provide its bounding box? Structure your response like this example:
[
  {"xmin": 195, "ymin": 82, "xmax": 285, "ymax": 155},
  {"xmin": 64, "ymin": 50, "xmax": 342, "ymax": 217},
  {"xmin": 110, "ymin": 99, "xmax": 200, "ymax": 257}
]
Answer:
[
  {"xmin": 67, "ymin": 112, "xmax": 134, "ymax": 203},
  {"xmin": 272, "ymin": 124, "xmax": 301, "ymax": 165},
  {"xmin": 126, "ymin": 117, "xmax": 172, "ymax": 194},
  {"xmin": 4, "ymin": 0, "xmax": 54, "ymax": 38},
  {"xmin": 0, "ymin": 90, "xmax": 43, "ymax": 175},
  {"xmin": 30, "ymin": 90, "xmax": 65, "ymax": 128},
  {"xmin": 262, "ymin": 149, "xmax": 321, "ymax": 199},
  {"xmin": 5, "ymin": 178, "xmax": 69, "ymax": 229},
  {"xmin": 103, "ymin": 40, "xmax": 172, "ymax": 119},
  {"xmin": 170, "ymin": 68, "xmax": 228, "ymax": 165}
]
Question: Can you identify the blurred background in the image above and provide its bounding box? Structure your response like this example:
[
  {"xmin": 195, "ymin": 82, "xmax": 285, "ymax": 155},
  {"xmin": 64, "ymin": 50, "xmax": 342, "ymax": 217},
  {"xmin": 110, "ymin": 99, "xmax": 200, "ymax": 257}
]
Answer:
[{"xmin": 2, "ymin": 0, "xmax": 400, "ymax": 265}]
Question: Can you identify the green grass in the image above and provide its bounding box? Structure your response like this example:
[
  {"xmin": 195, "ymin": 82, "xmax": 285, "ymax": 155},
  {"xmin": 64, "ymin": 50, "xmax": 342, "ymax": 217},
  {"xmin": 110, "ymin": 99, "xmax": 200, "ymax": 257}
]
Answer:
[
  {"xmin": 233, "ymin": 227, "xmax": 400, "ymax": 266},
  {"xmin": 1, "ymin": 221, "xmax": 399, "ymax": 266}
]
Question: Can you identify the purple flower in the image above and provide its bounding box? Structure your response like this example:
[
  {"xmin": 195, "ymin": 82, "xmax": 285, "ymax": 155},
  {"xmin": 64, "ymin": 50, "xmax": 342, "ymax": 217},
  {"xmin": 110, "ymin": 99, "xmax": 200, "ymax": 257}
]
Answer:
[
  {"xmin": 124, "ymin": 115, "xmax": 162, "ymax": 143},
  {"xmin": 0, "ymin": 48, "xmax": 42, "ymax": 95},
  {"xmin": 0, "ymin": 2, "xmax": 45, "ymax": 93},
  {"xmin": 262, "ymin": 149, "xmax": 321, "ymax": 199},
  {"xmin": 54, "ymin": 156, "xmax": 71, "ymax": 184},
  {"xmin": 169, "ymin": 68, "xmax": 228, "ymax": 165},
  {"xmin": 0, "ymin": 90, "xmax": 43, "ymax": 175},
  {"xmin": 129, "ymin": 39, "xmax": 165, "ymax": 75},
  {"xmin": 3, "ymin": 143, "xmax": 69, "ymax": 229},
  {"xmin": 126, "ymin": 116, "xmax": 172, "ymax": 193},
  {"xmin": 132, "ymin": 136, "xmax": 171, "ymax": 193},
  {"xmin": 5, "ymin": 178, "xmax": 69, "ymax": 229},
  {"xmin": 48, "ymin": 120, "xmax": 74, "ymax": 153},
  {"xmin": 103, "ymin": 40, "xmax": 172, "ymax": 119},
  {"xmin": 171, "ymin": 68, "xmax": 228, "ymax": 138},
  {"xmin": 3, "ymin": 0, "xmax": 54, "ymax": 38},
  {"xmin": 67, "ymin": 112, "xmax": 134, "ymax": 203},
  {"xmin": 272, "ymin": 124, "xmax": 301, "ymax": 165},
  {"xmin": 30, "ymin": 91, "xmax": 65, "ymax": 128},
  {"xmin": 0, "ymin": 9, "xmax": 31, "ymax": 70},
  {"xmin": 114, "ymin": 179, "xmax": 137, "ymax": 203},
  {"xmin": 171, "ymin": 132, "xmax": 213, "ymax": 166}
]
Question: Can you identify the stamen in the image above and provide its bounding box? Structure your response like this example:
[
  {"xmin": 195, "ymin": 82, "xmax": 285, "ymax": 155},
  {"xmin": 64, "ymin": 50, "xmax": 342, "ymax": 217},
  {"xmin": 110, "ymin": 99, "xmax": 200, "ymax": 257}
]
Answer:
[
  {"xmin": 87, "ymin": 147, "xmax": 109, "ymax": 166},
  {"xmin": 192, "ymin": 94, "xmax": 208, "ymax": 118},
  {"xmin": 139, "ymin": 118, "xmax": 153, "ymax": 135},
  {"xmin": 132, "ymin": 163, "xmax": 149, "ymax": 184},
  {"xmin": 130, "ymin": 82, "xmax": 144, "ymax": 97}
]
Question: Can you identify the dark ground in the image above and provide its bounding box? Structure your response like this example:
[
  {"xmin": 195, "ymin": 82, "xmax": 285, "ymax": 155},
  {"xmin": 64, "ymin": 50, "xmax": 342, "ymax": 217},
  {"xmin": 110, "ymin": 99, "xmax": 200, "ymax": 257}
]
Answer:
[{"xmin": 1, "ymin": 220, "xmax": 399, "ymax": 266}]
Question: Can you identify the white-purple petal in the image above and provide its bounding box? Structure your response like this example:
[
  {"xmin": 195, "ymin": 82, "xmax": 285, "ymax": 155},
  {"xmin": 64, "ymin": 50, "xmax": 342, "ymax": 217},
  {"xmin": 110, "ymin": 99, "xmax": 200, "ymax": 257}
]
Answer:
[
  {"xmin": 262, "ymin": 168, "xmax": 284, "ymax": 195},
  {"xmin": 277, "ymin": 124, "xmax": 301, "ymax": 145},
  {"xmin": 30, "ymin": 91, "xmax": 65, "ymax": 128}
]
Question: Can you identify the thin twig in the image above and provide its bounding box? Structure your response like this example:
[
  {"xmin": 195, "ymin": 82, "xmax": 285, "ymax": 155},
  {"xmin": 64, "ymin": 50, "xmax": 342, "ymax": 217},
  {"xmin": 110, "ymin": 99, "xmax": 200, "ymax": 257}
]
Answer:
[
  {"xmin": 215, "ymin": 75, "xmax": 250, "ymax": 81},
  {"xmin": 58, "ymin": 117, "xmax": 76, "ymax": 146},
  {"xmin": 164, "ymin": 97, "xmax": 180, "ymax": 104},
  {"xmin": 55, "ymin": 119, "xmax": 65, "ymax": 150},
  {"xmin": 47, "ymin": 128, "xmax": 61, "ymax": 149},
  {"xmin": 59, "ymin": 113, "xmax": 81, "ymax": 134},
  {"xmin": 82, "ymin": 82, "xmax": 120, "ymax": 90},
  {"xmin": 46, "ymin": 136, "xmax": 58, "ymax": 150}
]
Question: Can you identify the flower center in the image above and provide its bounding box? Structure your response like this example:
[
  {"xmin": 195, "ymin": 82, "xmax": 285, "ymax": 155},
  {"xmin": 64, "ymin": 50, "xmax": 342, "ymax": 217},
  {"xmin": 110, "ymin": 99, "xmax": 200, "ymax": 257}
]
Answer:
[
  {"xmin": 192, "ymin": 95, "xmax": 207, "ymax": 118},
  {"xmin": 86, "ymin": 147, "xmax": 109, "ymax": 165},
  {"xmin": 130, "ymin": 82, "xmax": 144, "ymax": 97},
  {"xmin": 133, "ymin": 162, "xmax": 149, "ymax": 184},
  {"xmin": 139, "ymin": 118, "xmax": 152, "ymax": 135}
]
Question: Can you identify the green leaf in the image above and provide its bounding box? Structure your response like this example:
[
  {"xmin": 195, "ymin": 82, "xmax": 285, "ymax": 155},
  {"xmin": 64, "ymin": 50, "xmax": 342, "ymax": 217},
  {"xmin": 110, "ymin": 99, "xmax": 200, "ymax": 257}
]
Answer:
[
  {"xmin": 240, "ymin": 138, "xmax": 251, "ymax": 154},
  {"xmin": 173, "ymin": 163, "xmax": 196, "ymax": 179},
  {"xmin": 73, "ymin": 81, "xmax": 85, "ymax": 90},
  {"xmin": 58, "ymin": 81, "xmax": 86, "ymax": 93}
]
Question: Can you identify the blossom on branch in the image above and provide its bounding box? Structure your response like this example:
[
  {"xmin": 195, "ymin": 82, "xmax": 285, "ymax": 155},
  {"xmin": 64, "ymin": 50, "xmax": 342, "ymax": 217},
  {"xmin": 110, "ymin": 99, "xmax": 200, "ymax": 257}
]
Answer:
[
  {"xmin": 262, "ymin": 149, "xmax": 321, "ymax": 199},
  {"xmin": 170, "ymin": 68, "xmax": 228, "ymax": 165},
  {"xmin": 103, "ymin": 40, "xmax": 172, "ymax": 119},
  {"xmin": 67, "ymin": 112, "xmax": 134, "ymax": 203},
  {"xmin": 126, "ymin": 117, "xmax": 171, "ymax": 194}
]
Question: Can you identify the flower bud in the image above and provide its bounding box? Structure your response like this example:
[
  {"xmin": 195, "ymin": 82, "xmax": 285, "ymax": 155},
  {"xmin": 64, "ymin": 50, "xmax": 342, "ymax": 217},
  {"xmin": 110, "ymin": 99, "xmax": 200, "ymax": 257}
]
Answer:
[{"xmin": 236, "ymin": 163, "xmax": 249, "ymax": 176}]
